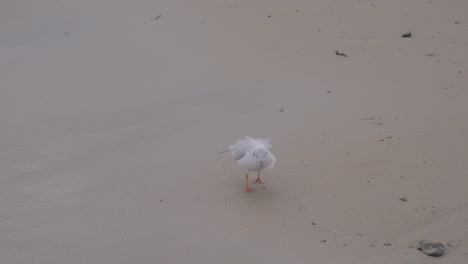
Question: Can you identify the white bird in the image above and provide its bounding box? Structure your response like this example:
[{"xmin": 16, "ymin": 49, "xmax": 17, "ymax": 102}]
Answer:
[{"xmin": 229, "ymin": 137, "xmax": 276, "ymax": 192}]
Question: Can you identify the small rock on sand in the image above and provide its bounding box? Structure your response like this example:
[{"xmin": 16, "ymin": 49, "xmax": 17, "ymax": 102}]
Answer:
[
  {"xmin": 402, "ymin": 31, "xmax": 412, "ymax": 38},
  {"xmin": 417, "ymin": 240, "xmax": 445, "ymax": 257}
]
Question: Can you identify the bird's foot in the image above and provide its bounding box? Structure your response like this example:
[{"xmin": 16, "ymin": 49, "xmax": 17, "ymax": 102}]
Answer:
[
  {"xmin": 253, "ymin": 178, "xmax": 264, "ymax": 184},
  {"xmin": 246, "ymin": 187, "xmax": 255, "ymax": 193}
]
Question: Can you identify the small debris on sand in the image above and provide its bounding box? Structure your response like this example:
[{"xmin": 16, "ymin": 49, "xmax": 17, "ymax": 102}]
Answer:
[
  {"xmin": 447, "ymin": 240, "xmax": 462, "ymax": 247},
  {"xmin": 402, "ymin": 31, "xmax": 412, "ymax": 38},
  {"xmin": 152, "ymin": 14, "xmax": 162, "ymax": 21},
  {"xmin": 335, "ymin": 51, "xmax": 348, "ymax": 57}
]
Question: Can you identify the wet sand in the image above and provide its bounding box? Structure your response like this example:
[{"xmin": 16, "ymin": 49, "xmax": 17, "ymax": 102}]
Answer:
[{"xmin": 1, "ymin": 1, "xmax": 468, "ymax": 263}]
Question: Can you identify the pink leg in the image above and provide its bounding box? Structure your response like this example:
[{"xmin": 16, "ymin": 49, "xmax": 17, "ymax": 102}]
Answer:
[
  {"xmin": 246, "ymin": 173, "xmax": 254, "ymax": 192},
  {"xmin": 253, "ymin": 162, "xmax": 264, "ymax": 184}
]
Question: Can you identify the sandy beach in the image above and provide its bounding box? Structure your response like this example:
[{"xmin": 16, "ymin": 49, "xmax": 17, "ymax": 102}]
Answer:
[{"xmin": 1, "ymin": 0, "xmax": 468, "ymax": 263}]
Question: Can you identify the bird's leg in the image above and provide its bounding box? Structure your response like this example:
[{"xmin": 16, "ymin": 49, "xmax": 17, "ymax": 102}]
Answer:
[
  {"xmin": 253, "ymin": 162, "xmax": 264, "ymax": 184},
  {"xmin": 246, "ymin": 173, "xmax": 254, "ymax": 192}
]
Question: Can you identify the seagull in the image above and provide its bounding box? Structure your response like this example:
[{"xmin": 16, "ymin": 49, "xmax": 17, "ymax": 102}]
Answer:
[{"xmin": 228, "ymin": 137, "xmax": 276, "ymax": 192}]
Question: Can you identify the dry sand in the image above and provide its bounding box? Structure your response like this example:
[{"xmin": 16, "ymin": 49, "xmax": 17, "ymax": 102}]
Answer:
[{"xmin": 1, "ymin": 0, "xmax": 468, "ymax": 263}]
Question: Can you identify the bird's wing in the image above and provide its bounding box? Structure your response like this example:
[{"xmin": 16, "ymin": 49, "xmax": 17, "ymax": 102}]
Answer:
[
  {"xmin": 229, "ymin": 137, "xmax": 256, "ymax": 161},
  {"xmin": 265, "ymin": 151, "xmax": 276, "ymax": 169},
  {"xmin": 255, "ymin": 137, "xmax": 272, "ymax": 148}
]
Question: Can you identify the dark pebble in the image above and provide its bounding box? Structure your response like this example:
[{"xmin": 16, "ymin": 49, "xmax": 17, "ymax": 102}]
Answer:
[{"xmin": 402, "ymin": 32, "xmax": 412, "ymax": 38}]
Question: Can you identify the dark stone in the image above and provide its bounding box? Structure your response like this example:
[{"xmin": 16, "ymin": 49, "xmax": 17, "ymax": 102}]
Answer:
[
  {"xmin": 417, "ymin": 240, "xmax": 445, "ymax": 257},
  {"xmin": 402, "ymin": 32, "xmax": 412, "ymax": 38}
]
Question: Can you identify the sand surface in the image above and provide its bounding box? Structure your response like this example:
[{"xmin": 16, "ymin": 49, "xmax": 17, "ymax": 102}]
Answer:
[{"xmin": 1, "ymin": 0, "xmax": 468, "ymax": 263}]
